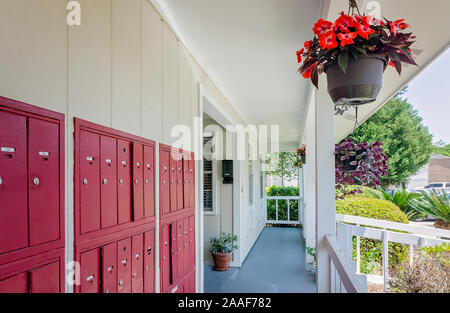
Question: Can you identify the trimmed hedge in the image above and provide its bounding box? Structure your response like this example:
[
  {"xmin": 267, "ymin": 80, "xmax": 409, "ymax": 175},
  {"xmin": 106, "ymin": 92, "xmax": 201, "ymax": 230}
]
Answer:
[
  {"xmin": 266, "ymin": 186, "xmax": 299, "ymax": 222},
  {"xmin": 336, "ymin": 197, "xmax": 409, "ymax": 274}
]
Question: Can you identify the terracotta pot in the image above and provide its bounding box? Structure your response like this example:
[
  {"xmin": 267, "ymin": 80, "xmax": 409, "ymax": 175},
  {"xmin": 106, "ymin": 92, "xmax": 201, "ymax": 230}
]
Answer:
[
  {"xmin": 212, "ymin": 252, "xmax": 231, "ymax": 271},
  {"xmin": 325, "ymin": 55, "xmax": 387, "ymax": 106}
]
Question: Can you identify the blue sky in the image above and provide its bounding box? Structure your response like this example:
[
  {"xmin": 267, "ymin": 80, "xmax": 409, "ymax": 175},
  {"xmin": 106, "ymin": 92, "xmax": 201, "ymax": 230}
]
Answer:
[{"xmin": 404, "ymin": 48, "xmax": 450, "ymax": 145}]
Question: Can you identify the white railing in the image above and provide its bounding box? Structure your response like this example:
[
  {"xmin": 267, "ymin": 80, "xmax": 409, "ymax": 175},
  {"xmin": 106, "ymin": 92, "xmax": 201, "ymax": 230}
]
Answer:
[
  {"xmin": 336, "ymin": 214, "xmax": 450, "ymax": 292},
  {"xmin": 325, "ymin": 234, "xmax": 368, "ymax": 293},
  {"xmin": 263, "ymin": 196, "xmax": 302, "ymax": 225}
]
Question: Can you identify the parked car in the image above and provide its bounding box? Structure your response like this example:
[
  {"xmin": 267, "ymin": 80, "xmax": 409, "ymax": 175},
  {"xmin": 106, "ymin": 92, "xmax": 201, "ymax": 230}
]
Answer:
[{"xmin": 423, "ymin": 182, "xmax": 450, "ymax": 193}]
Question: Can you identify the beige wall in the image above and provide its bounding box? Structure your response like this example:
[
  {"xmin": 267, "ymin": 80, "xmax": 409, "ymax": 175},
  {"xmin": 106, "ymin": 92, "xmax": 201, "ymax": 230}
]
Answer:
[
  {"xmin": 429, "ymin": 157, "xmax": 450, "ymax": 183},
  {"xmin": 0, "ymin": 0, "xmax": 246, "ymax": 292}
]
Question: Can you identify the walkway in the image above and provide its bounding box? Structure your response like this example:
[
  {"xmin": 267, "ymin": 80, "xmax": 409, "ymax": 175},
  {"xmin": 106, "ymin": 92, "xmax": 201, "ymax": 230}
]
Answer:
[{"xmin": 204, "ymin": 227, "xmax": 316, "ymax": 293}]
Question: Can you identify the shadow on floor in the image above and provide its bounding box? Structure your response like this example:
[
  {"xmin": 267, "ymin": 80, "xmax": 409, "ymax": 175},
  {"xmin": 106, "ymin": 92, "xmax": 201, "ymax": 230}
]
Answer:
[{"xmin": 204, "ymin": 227, "xmax": 316, "ymax": 293}]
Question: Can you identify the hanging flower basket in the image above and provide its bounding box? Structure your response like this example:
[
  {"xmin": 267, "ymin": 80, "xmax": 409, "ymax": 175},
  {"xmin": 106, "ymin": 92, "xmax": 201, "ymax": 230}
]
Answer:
[
  {"xmin": 343, "ymin": 148, "xmax": 366, "ymax": 171},
  {"xmin": 296, "ymin": 144, "xmax": 306, "ymax": 166},
  {"xmin": 296, "ymin": 1, "xmax": 417, "ymax": 109}
]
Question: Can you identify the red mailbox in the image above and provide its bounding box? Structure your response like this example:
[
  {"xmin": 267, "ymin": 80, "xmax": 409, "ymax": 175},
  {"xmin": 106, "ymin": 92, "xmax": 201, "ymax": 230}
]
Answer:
[
  {"xmin": 169, "ymin": 155, "xmax": 178, "ymax": 213},
  {"xmin": 176, "ymin": 159, "xmax": 184, "ymax": 211},
  {"xmin": 117, "ymin": 237, "xmax": 132, "ymax": 293},
  {"xmin": 143, "ymin": 145, "xmax": 155, "ymax": 218},
  {"xmin": 183, "ymin": 218, "xmax": 190, "ymax": 273},
  {"xmin": 29, "ymin": 261, "xmax": 60, "ymax": 293},
  {"xmin": 80, "ymin": 248, "xmax": 100, "ymax": 293},
  {"xmin": 0, "ymin": 272, "xmax": 28, "ymax": 293},
  {"xmin": 131, "ymin": 234, "xmax": 144, "ymax": 293},
  {"xmin": 132, "ymin": 143, "xmax": 144, "ymax": 221},
  {"xmin": 101, "ymin": 242, "xmax": 117, "ymax": 293},
  {"xmin": 144, "ymin": 230, "xmax": 155, "ymax": 293},
  {"xmin": 170, "ymin": 223, "xmax": 178, "ymax": 284},
  {"xmin": 160, "ymin": 225, "xmax": 171, "ymax": 291},
  {"xmin": 160, "ymin": 150, "xmax": 170, "ymax": 216},
  {"xmin": 183, "ymin": 155, "xmax": 190, "ymax": 210},
  {"xmin": 0, "ymin": 111, "xmax": 28, "ymax": 254},
  {"xmin": 189, "ymin": 215, "xmax": 196, "ymax": 270},
  {"xmin": 100, "ymin": 135, "xmax": 118, "ymax": 229},
  {"xmin": 176, "ymin": 221, "xmax": 184, "ymax": 278},
  {"xmin": 79, "ymin": 130, "xmax": 101, "ymax": 234},
  {"xmin": 117, "ymin": 139, "xmax": 132, "ymax": 225}
]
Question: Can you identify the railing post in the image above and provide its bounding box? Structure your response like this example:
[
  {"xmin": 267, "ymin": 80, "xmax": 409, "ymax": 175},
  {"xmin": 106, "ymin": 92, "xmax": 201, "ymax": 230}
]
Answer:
[
  {"xmin": 287, "ymin": 200, "xmax": 290, "ymax": 222},
  {"xmin": 382, "ymin": 230, "xmax": 389, "ymax": 292},
  {"xmin": 356, "ymin": 224, "xmax": 361, "ymax": 274},
  {"xmin": 409, "ymin": 245, "xmax": 414, "ymax": 267},
  {"xmin": 275, "ymin": 199, "xmax": 278, "ymax": 222}
]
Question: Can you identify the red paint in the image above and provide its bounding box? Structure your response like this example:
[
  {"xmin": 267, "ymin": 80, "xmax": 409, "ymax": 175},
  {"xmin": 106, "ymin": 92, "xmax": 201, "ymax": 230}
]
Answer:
[
  {"xmin": 28, "ymin": 118, "xmax": 60, "ymax": 246},
  {"xmin": 117, "ymin": 139, "xmax": 132, "ymax": 225},
  {"xmin": 100, "ymin": 135, "xmax": 118, "ymax": 229},
  {"xmin": 101, "ymin": 242, "xmax": 117, "ymax": 293},
  {"xmin": 144, "ymin": 230, "xmax": 155, "ymax": 293},
  {"xmin": 80, "ymin": 248, "xmax": 100, "ymax": 293},
  {"xmin": 160, "ymin": 224, "xmax": 170, "ymax": 292},
  {"xmin": 189, "ymin": 215, "xmax": 196, "ymax": 271},
  {"xmin": 143, "ymin": 145, "xmax": 155, "ymax": 218},
  {"xmin": 29, "ymin": 261, "xmax": 60, "ymax": 293},
  {"xmin": 176, "ymin": 220, "xmax": 184, "ymax": 278},
  {"xmin": 0, "ymin": 110, "xmax": 28, "ymax": 254},
  {"xmin": 131, "ymin": 234, "xmax": 144, "ymax": 293},
  {"xmin": 0, "ymin": 272, "xmax": 28, "ymax": 293},
  {"xmin": 117, "ymin": 237, "xmax": 132, "ymax": 293}
]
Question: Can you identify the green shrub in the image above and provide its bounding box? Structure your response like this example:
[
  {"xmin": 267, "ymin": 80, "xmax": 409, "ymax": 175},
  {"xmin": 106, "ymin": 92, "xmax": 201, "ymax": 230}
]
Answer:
[
  {"xmin": 266, "ymin": 186, "xmax": 299, "ymax": 222},
  {"xmin": 373, "ymin": 187, "xmax": 424, "ymax": 221},
  {"xmin": 336, "ymin": 197, "xmax": 409, "ymax": 274}
]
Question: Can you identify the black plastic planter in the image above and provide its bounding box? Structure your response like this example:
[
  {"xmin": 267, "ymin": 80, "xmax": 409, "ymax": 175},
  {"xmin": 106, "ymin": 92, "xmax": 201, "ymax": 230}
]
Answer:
[
  {"xmin": 343, "ymin": 149, "xmax": 366, "ymax": 171},
  {"xmin": 326, "ymin": 55, "xmax": 386, "ymax": 107},
  {"xmin": 301, "ymin": 155, "xmax": 306, "ymax": 165}
]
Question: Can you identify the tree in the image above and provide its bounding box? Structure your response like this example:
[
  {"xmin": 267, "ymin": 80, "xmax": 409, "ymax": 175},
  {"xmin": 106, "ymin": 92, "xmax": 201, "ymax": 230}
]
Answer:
[
  {"xmin": 433, "ymin": 144, "xmax": 450, "ymax": 157},
  {"xmin": 347, "ymin": 88, "xmax": 433, "ymax": 187},
  {"xmin": 265, "ymin": 152, "xmax": 298, "ymax": 186}
]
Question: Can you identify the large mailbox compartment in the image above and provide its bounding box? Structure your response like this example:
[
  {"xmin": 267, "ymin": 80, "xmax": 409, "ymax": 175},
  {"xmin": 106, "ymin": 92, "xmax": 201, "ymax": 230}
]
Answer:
[
  {"xmin": 74, "ymin": 118, "xmax": 156, "ymax": 294},
  {"xmin": 159, "ymin": 144, "xmax": 196, "ymax": 293},
  {"xmin": 0, "ymin": 97, "xmax": 65, "ymax": 293}
]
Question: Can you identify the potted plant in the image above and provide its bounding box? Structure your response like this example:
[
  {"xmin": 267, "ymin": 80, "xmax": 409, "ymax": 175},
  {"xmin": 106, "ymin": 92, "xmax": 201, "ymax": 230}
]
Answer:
[
  {"xmin": 296, "ymin": 144, "xmax": 306, "ymax": 165},
  {"xmin": 306, "ymin": 246, "xmax": 316, "ymax": 272},
  {"xmin": 335, "ymin": 138, "xmax": 388, "ymax": 187},
  {"xmin": 209, "ymin": 232, "xmax": 238, "ymax": 271},
  {"xmin": 296, "ymin": 1, "xmax": 417, "ymax": 109}
]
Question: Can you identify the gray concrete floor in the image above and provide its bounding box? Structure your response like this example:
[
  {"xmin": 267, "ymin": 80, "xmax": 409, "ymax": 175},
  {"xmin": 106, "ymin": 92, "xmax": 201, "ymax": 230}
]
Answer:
[{"xmin": 204, "ymin": 227, "xmax": 316, "ymax": 293}]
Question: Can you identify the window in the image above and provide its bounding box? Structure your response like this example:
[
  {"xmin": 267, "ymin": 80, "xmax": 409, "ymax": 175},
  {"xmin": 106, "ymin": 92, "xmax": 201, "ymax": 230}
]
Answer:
[
  {"xmin": 203, "ymin": 135, "xmax": 215, "ymax": 213},
  {"xmin": 446, "ymin": 183, "xmax": 450, "ymax": 187}
]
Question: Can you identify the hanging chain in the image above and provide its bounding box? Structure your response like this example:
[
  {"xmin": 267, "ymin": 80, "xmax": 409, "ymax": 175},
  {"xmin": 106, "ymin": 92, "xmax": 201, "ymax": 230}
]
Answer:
[
  {"xmin": 348, "ymin": 0, "xmax": 362, "ymax": 16},
  {"xmin": 353, "ymin": 105, "xmax": 361, "ymax": 131}
]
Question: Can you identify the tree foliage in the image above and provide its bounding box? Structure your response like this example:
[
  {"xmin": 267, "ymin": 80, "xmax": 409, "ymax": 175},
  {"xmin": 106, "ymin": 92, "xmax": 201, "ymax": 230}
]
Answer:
[
  {"xmin": 433, "ymin": 144, "xmax": 450, "ymax": 157},
  {"xmin": 347, "ymin": 89, "xmax": 433, "ymax": 187},
  {"xmin": 265, "ymin": 152, "xmax": 298, "ymax": 186}
]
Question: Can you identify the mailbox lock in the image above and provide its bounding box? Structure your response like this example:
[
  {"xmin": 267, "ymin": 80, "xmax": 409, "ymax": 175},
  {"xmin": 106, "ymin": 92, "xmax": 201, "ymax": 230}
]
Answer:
[
  {"xmin": 105, "ymin": 289, "xmax": 109, "ymax": 293},
  {"xmin": 0, "ymin": 177, "xmax": 2, "ymax": 185},
  {"xmin": 133, "ymin": 273, "xmax": 136, "ymax": 278},
  {"xmin": 145, "ymin": 179, "xmax": 148, "ymax": 184},
  {"xmin": 177, "ymin": 247, "xmax": 180, "ymax": 251},
  {"xmin": 107, "ymin": 266, "xmax": 113, "ymax": 272},
  {"xmin": 136, "ymin": 162, "xmax": 140, "ymax": 167},
  {"xmin": 184, "ymin": 243, "xmax": 187, "ymax": 247},
  {"xmin": 135, "ymin": 253, "xmax": 140, "ymax": 259},
  {"xmin": 83, "ymin": 178, "xmax": 88, "ymax": 185},
  {"xmin": 119, "ymin": 280, "xmax": 123, "ymax": 286},
  {"xmin": 145, "ymin": 266, "xmax": 149, "ymax": 271},
  {"xmin": 103, "ymin": 178, "xmax": 108, "ymax": 184},
  {"xmin": 135, "ymin": 179, "xmax": 138, "ymax": 184},
  {"xmin": 86, "ymin": 275, "xmax": 94, "ymax": 282},
  {"xmin": 32, "ymin": 177, "xmax": 40, "ymax": 186},
  {"xmin": 147, "ymin": 246, "xmax": 152, "ymax": 255},
  {"xmin": 162, "ymin": 180, "xmax": 166, "ymax": 184},
  {"xmin": 162, "ymin": 256, "xmax": 166, "ymax": 260},
  {"xmin": 119, "ymin": 179, "xmax": 123, "ymax": 184}
]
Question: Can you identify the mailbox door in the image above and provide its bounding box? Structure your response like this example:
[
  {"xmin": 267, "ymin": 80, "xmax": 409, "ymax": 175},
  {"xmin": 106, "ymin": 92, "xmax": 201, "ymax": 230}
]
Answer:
[
  {"xmin": 101, "ymin": 242, "xmax": 117, "ymax": 293},
  {"xmin": 0, "ymin": 111, "xmax": 28, "ymax": 253},
  {"xmin": 100, "ymin": 135, "xmax": 118, "ymax": 229},
  {"xmin": 143, "ymin": 145, "xmax": 155, "ymax": 218},
  {"xmin": 80, "ymin": 248, "xmax": 100, "ymax": 293},
  {"xmin": 170, "ymin": 223, "xmax": 178, "ymax": 284},
  {"xmin": 189, "ymin": 216, "xmax": 195, "ymax": 270},
  {"xmin": 117, "ymin": 237, "xmax": 132, "ymax": 293},
  {"xmin": 117, "ymin": 140, "xmax": 132, "ymax": 224},
  {"xmin": 189, "ymin": 158, "xmax": 195, "ymax": 208},
  {"xmin": 131, "ymin": 234, "xmax": 144, "ymax": 293},
  {"xmin": 182, "ymin": 156, "xmax": 190, "ymax": 210},
  {"xmin": 176, "ymin": 221, "xmax": 184, "ymax": 278},
  {"xmin": 160, "ymin": 225, "xmax": 170, "ymax": 292},
  {"xmin": 176, "ymin": 159, "xmax": 183, "ymax": 211},
  {"xmin": 28, "ymin": 118, "xmax": 60, "ymax": 246},
  {"xmin": 144, "ymin": 230, "xmax": 155, "ymax": 293},
  {"xmin": 169, "ymin": 155, "xmax": 177, "ymax": 213},
  {"xmin": 79, "ymin": 130, "xmax": 101, "ymax": 234},
  {"xmin": 183, "ymin": 218, "xmax": 190, "ymax": 273},
  {"xmin": 29, "ymin": 261, "xmax": 60, "ymax": 293},
  {"xmin": 132, "ymin": 143, "xmax": 144, "ymax": 221},
  {"xmin": 0, "ymin": 272, "xmax": 28, "ymax": 293},
  {"xmin": 159, "ymin": 150, "xmax": 170, "ymax": 216}
]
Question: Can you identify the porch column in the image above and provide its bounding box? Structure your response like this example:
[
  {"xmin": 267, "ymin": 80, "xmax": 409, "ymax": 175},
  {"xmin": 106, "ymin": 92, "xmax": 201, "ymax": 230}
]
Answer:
[
  {"xmin": 314, "ymin": 81, "xmax": 336, "ymax": 293},
  {"xmin": 303, "ymin": 93, "xmax": 316, "ymax": 265}
]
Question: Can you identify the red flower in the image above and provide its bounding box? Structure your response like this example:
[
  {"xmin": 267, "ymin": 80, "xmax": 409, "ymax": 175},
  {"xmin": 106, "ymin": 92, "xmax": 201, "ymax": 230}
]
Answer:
[
  {"xmin": 354, "ymin": 14, "xmax": 372, "ymax": 26},
  {"xmin": 319, "ymin": 31, "xmax": 338, "ymax": 50},
  {"xmin": 334, "ymin": 12, "xmax": 356, "ymax": 32},
  {"xmin": 337, "ymin": 31, "xmax": 358, "ymax": 47},
  {"xmin": 313, "ymin": 19, "xmax": 333, "ymax": 37},
  {"xmin": 356, "ymin": 23, "xmax": 375, "ymax": 40},
  {"xmin": 302, "ymin": 62, "xmax": 317, "ymax": 79},
  {"xmin": 304, "ymin": 40, "xmax": 313, "ymax": 52},
  {"xmin": 388, "ymin": 60, "xmax": 395, "ymax": 67},
  {"xmin": 390, "ymin": 19, "xmax": 410, "ymax": 36},
  {"xmin": 296, "ymin": 48, "xmax": 304, "ymax": 63}
]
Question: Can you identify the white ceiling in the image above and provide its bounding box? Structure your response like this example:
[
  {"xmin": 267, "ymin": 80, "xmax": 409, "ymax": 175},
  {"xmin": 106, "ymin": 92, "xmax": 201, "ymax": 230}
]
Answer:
[{"xmin": 156, "ymin": 0, "xmax": 323, "ymax": 151}]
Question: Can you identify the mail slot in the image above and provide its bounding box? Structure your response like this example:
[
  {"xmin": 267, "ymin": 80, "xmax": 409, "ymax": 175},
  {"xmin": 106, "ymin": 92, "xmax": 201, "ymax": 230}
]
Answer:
[
  {"xmin": 100, "ymin": 135, "xmax": 118, "ymax": 228},
  {"xmin": 29, "ymin": 261, "xmax": 60, "ymax": 293},
  {"xmin": 117, "ymin": 139, "xmax": 132, "ymax": 224},
  {"xmin": 131, "ymin": 234, "xmax": 144, "ymax": 293},
  {"xmin": 28, "ymin": 118, "xmax": 60, "ymax": 246},
  {"xmin": 101, "ymin": 242, "xmax": 117, "ymax": 293},
  {"xmin": 0, "ymin": 110, "xmax": 28, "ymax": 254},
  {"xmin": 159, "ymin": 150, "xmax": 170, "ymax": 216},
  {"xmin": 79, "ymin": 130, "xmax": 101, "ymax": 234},
  {"xmin": 132, "ymin": 143, "xmax": 144, "ymax": 221},
  {"xmin": 117, "ymin": 237, "xmax": 132, "ymax": 293},
  {"xmin": 143, "ymin": 145, "xmax": 155, "ymax": 218},
  {"xmin": 144, "ymin": 230, "xmax": 155, "ymax": 293},
  {"xmin": 80, "ymin": 248, "xmax": 100, "ymax": 293}
]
